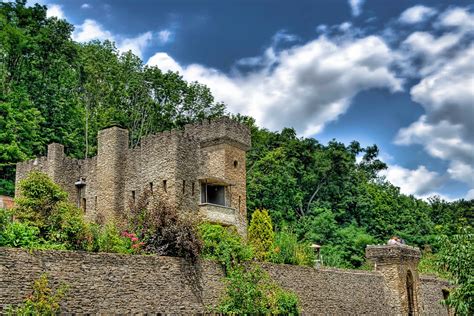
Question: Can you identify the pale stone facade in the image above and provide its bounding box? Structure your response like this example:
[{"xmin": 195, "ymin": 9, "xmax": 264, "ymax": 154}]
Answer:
[{"xmin": 15, "ymin": 117, "xmax": 251, "ymax": 234}]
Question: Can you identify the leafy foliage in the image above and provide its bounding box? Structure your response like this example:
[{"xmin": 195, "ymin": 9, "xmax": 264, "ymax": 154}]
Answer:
[
  {"xmin": 436, "ymin": 228, "xmax": 474, "ymax": 315},
  {"xmin": 216, "ymin": 265, "xmax": 299, "ymax": 315},
  {"xmin": 269, "ymin": 227, "xmax": 314, "ymax": 266},
  {"xmin": 248, "ymin": 209, "xmax": 274, "ymax": 261},
  {"xmin": 199, "ymin": 222, "xmax": 252, "ymax": 271},
  {"xmin": 6, "ymin": 274, "xmax": 68, "ymax": 315},
  {"xmin": 126, "ymin": 189, "xmax": 203, "ymax": 261},
  {"xmin": 14, "ymin": 171, "xmax": 90, "ymax": 250}
]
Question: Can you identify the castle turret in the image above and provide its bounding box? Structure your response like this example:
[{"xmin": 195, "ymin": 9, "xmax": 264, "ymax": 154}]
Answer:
[
  {"xmin": 47, "ymin": 143, "xmax": 65, "ymax": 183},
  {"xmin": 366, "ymin": 245, "xmax": 423, "ymax": 315},
  {"xmin": 96, "ymin": 126, "xmax": 129, "ymax": 223}
]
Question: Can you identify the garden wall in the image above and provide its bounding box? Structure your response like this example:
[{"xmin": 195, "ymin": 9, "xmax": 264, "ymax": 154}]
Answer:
[{"xmin": 0, "ymin": 247, "xmax": 449, "ymax": 314}]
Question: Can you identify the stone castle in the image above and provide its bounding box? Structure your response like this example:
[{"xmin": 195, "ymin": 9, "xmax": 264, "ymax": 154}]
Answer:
[{"xmin": 15, "ymin": 117, "xmax": 251, "ymax": 234}]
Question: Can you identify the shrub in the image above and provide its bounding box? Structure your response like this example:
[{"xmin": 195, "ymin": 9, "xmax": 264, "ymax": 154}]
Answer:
[
  {"xmin": 199, "ymin": 222, "xmax": 252, "ymax": 271},
  {"xmin": 95, "ymin": 223, "xmax": 134, "ymax": 254},
  {"xmin": 126, "ymin": 190, "xmax": 203, "ymax": 261},
  {"xmin": 216, "ymin": 265, "xmax": 299, "ymax": 314},
  {"xmin": 0, "ymin": 220, "xmax": 40, "ymax": 248},
  {"xmin": 13, "ymin": 172, "xmax": 91, "ymax": 251},
  {"xmin": 270, "ymin": 227, "xmax": 314, "ymax": 266},
  {"xmin": 248, "ymin": 209, "xmax": 274, "ymax": 261},
  {"xmin": 6, "ymin": 274, "xmax": 68, "ymax": 315}
]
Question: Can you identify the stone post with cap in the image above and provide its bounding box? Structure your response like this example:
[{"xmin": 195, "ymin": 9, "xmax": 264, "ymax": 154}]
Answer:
[{"xmin": 366, "ymin": 244, "xmax": 423, "ymax": 315}]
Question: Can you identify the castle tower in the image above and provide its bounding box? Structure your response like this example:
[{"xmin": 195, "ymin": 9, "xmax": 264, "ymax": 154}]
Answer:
[
  {"xmin": 185, "ymin": 117, "xmax": 251, "ymax": 236},
  {"xmin": 366, "ymin": 245, "xmax": 423, "ymax": 315},
  {"xmin": 96, "ymin": 126, "xmax": 129, "ymax": 223}
]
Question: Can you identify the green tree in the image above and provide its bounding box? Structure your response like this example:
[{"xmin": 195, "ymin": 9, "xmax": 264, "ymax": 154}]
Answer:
[{"xmin": 248, "ymin": 209, "xmax": 275, "ymax": 261}]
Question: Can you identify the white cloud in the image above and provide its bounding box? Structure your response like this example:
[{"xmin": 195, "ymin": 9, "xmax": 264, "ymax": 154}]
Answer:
[
  {"xmin": 439, "ymin": 7, "xmax": 474, "ymax": 30},
  {"xmin": 117, "ymin": 32, "xmax": 153, "ymax": 59},
  {"xmin": 466, "ymin": 189, "xmax": 474, "ymax": 200},
  {"xmin": 73, "ymin": 19, "xmax": 164, "ymax": 59},
  {"xmin": 81, "ymin": 3, "xmax": 91, "ymax": 9},
  {"xmin": 380, "ymin": 165, "xmax": 444, "ymax": 196},
  {"xmin": 158, "ymin": 30, "xmax": 172, "ymax": 43},
  {"xmin": 46, "ymin": 4, "xmax": 65, "ymax": 19},
  {"xmin": 399, "ymin": 5, "xmax": 436, "ymax": 24},
  {"xmin": 348, "ymin": 0, "xmax": 365, "ymax": 17},
  {"xmin": 72, "ymin": 19, "xmax": 113, "ymax": 42},
  {"xmin": 147, "ymin": 35, "xmax": 401, "ymax": 136},
  {"xmin": 395, "ymin": 7, "xmax": 474, "ymax": 196}
]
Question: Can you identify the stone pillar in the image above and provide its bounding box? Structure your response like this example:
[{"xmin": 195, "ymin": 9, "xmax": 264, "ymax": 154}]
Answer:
[
  {"xmin": 366, "ymin": 245, "xmax": 423, "ymax": 315},
  {"xmin": 47, "ymin": 143, "xmax": 65, "ymax": 183},
  {"xmin": 96, "ymin": 126, "xmax": 129, "ymax": 223}
]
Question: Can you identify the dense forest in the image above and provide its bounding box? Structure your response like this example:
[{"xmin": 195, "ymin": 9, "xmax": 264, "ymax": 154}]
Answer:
[{"xmin": 1, "ymin": 0, "xmax": 473, "ymax": 272}]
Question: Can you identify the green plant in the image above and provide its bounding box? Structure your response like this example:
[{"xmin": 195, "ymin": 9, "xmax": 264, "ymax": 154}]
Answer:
[
  {"xmin": 0, "ymin": 220, "xmax": 40, "ymax": 248},
  {"xmin": 6, "ymin": 274, "xmax": 68, "ymax": 315},
  {"xmin": 216, "ymin": 265, "xmax": 299, "ymax": 314},
  {"xmin": 248, "ymin": 209, "xmax": 274, "ymax": 261},
  {"xmin": 436, "ymin": 228, "xmax": 473, "ymax": 315},
  {"xmin": 270, "ymin": 227, "xmax": 315, "ymax": 266},
  {"xmin": 127, "ymin": 191, "xmax": 203, "ymax": 261},
  {"xmin": 13, "ymin": 172, "xmax": 92, "ymax": 250},
  {"xmin": 95, "ymin": 223, "xmax": 133, "ymax": 254},
  {"xmin": 199, "ymin": 222, "xmax": 252, "ymax": 271}
]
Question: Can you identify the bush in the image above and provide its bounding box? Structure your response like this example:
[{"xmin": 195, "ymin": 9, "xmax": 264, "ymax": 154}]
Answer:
[
  {"xmin": 0, "ymin": 220, "xmax": 40, "ymax": 248},
  {"xmin": 126, "ymin": 190, "xmax": 202, "ymax": 261},
  {"xmin": 14, "ymin": 172, "xmax": 91, "ymax": 250},
  {"xmin": 6, "ymin": 274, "xmax": 68, "ymax": 315},
  {"xmin": 270, "ymin": 227, "xmax": 315, "ymax": 266},
  {"xmin": 199, "ymin": 222, "xmax": 252, "ymax": 271},
  {"xmin": 216, "ymin": 265, "xmax": 299, "ymax": 314},
  {"xmin": 248, "ymin": 209, "xmax": 274, "ymax": 261}
]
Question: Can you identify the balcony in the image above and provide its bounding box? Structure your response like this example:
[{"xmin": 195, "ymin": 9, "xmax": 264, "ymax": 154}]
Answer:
[{"xmin": 199, "ymin": 203, "xmax": 238, "ymax": 226}]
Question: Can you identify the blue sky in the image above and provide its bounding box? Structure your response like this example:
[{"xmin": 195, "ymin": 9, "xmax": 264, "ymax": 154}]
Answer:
[{"xmin": 26, "ymin": 0, "xmax": 474, "ymax": 200}]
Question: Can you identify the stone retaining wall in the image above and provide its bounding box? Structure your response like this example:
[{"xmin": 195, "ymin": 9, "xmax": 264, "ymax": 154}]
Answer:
[{"xmin": 0, "ymin": 248, "xmax": 450, "ymax": 314}]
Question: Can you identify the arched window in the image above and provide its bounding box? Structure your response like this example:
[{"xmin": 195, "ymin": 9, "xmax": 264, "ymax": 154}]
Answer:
[{"xmin": 406, "ymin": 270, "xmax": 414, "ymax": 316}]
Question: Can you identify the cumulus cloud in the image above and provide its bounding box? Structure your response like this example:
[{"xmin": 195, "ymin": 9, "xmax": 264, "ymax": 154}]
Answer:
[
  {"xmin": 117, "ymin": 32, "xmax": 153, "ymax": 59},
  {"xmin": 147, "ymin": 35, "xmax": 402, "ymax": 136},
  {"xmin": 395, "ymin": 7, "xmax": 474, "ymax": 194},
  {"xmin": 81, "ymin": 3, "xmax": 91, "ymax": 9},
  {"xmin": 72, "ymin": 19, "xmax": 113, "ymax": 42},
  {"xmin": 72, "ymin": 19, "xmax": 168, "ymax": 59},
  {"xmin": 381, "ymin": 165, "xmax": 444, "ymax": 196},
  {"xmin": 348, "ymin": 0, "xmax": 365, "ymax": 17},
  {"xmin": 399, "ymin": 5, "xmax": 436, "ymax": 24},
  {"xmin": 46, "ymin": 4, "xmax": 65, "ymax": 19}
]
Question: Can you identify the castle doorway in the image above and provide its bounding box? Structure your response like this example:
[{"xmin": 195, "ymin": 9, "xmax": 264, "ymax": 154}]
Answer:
[{"xmin": 406, "ymin": 270, "xmax": 415, "ymax": 315}]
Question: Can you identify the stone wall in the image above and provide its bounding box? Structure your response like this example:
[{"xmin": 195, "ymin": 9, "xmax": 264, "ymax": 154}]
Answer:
[{"xmin": 0, "ymin": 247, "xmax": 450, "ymax": 314}]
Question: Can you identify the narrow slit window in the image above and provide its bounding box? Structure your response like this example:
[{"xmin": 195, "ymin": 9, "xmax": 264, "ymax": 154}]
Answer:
[
  {"xmin": 163, "ymin": 180, "xmax": 167, "ymax": 193},
  {"xmin": 95, "ymin": 196, "xmax": 97, "ymax": 210},
  {"xmin": 192, "ymin": 182, "xmax": 195, "ymax": 196},
  {"xmin": 132, "ymin": 190, "xmax": 136, "ymax": 203},
  {"xmin": 183, "ymin": 180, "xmax": 186, "ymax": 194},
  {"xmin": 149, "ymin": 182, "xmax": 153, "ymax": 193},
  {"xmin": 81, "ymin": 198, "xmax": 86, "ymax": 212}
]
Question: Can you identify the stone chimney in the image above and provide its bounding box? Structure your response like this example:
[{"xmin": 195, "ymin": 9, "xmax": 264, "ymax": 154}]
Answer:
[{"xmin": 366, "ymin": 245, "xmax": 423, "ymax": 315}]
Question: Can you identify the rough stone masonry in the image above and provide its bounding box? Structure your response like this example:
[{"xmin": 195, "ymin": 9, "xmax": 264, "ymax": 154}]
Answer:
[{"xmin": 15, "ymin": 117, "xmax": 251, "ymax": 235}]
